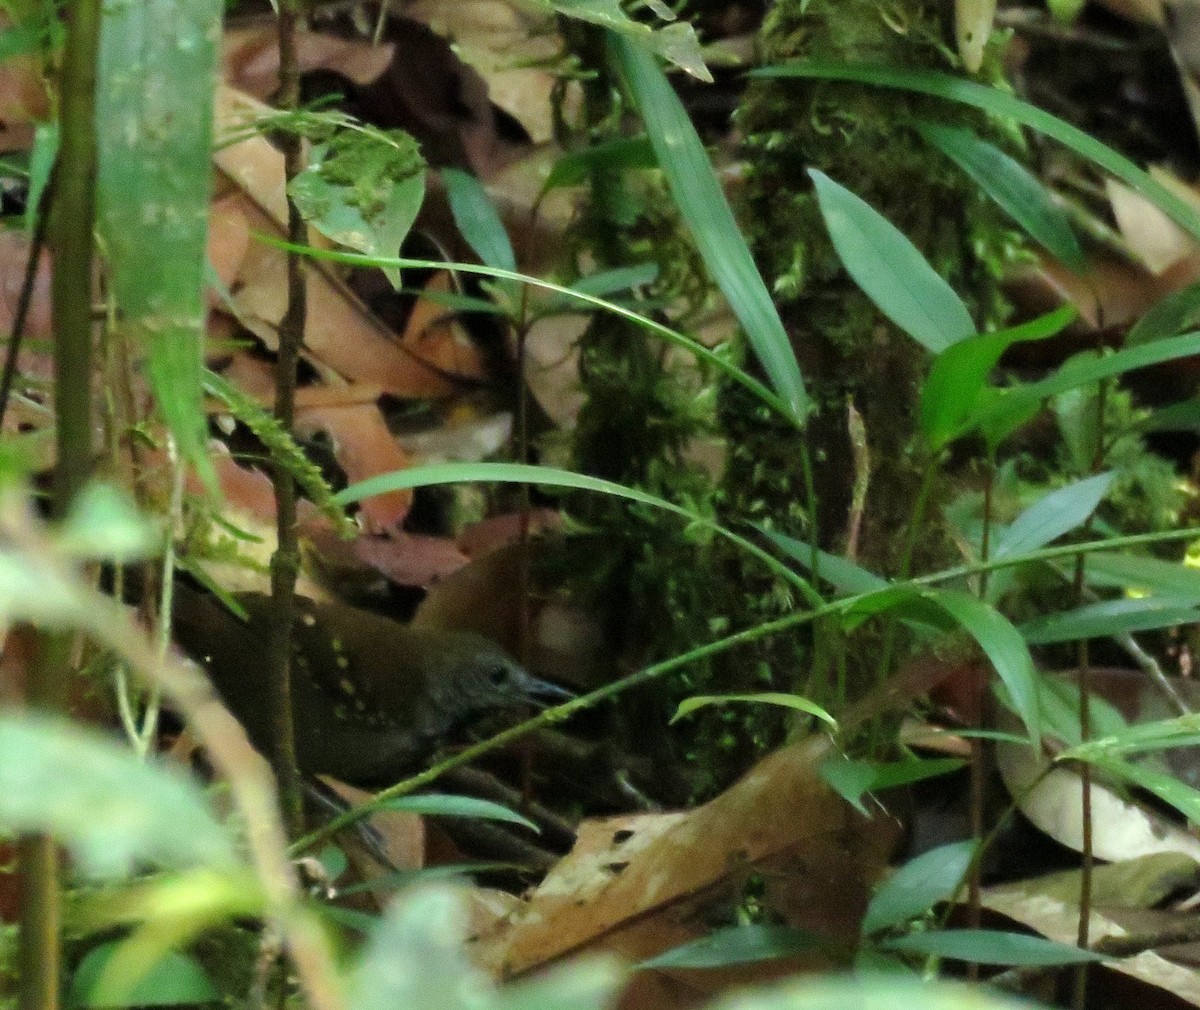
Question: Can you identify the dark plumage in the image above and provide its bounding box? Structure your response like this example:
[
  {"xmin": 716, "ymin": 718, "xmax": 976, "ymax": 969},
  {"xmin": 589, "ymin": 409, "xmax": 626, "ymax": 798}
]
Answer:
[{"xmin": 172, "ymin": 584, "xmax": 570, "ymax": 786}]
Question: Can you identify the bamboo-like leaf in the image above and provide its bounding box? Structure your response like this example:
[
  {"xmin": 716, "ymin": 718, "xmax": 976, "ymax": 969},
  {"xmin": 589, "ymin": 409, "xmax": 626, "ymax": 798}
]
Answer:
[
  {"xmin": 612, "ymin": 36, "xmax": 808, "ymax": 421},
  {"xmin": 751, "ymin": 61, "xmax": 1200, "ymax": 243},
  {"xmin": 336, "ymin": 462, "xmax": 822, "ymax": 604},
  {"xmin": 863, "ymin": 840, "xmax": 976, "ymax": 935},
  {"xmin": 641, "ymin": 926, "xmax": 823, "ymax": 969},
  {"xmin": 917, "ymin": 121, "xmax": 1084, "ymax": 272},
  {"xmin": 808, "ymin": 169, "xmax": 975, "ymax": 352},
  {"xmin": 442, "ymin": 168, "xmax": 515, "ymax": 272},
  {"xmin": 671, "ymin": 693, "xmax": 836, "ymax": 727},
  {"xmin": 881, "ymin": 929, "xmax": 1103, "ymax": 965},
  {"xmin": 991, "ymin": 471, "xmax": 1115, "ymax": 560},
  {"xmin": 1020, "ymin": 596, "xmax": 1200, "ymax": 645}
]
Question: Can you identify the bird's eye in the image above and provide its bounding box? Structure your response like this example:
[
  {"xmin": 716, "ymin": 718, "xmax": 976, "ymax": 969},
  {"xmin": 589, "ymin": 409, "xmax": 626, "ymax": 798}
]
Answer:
[{"xmin": 487, "ymin": 664, "xmax": 509, "ymax": 687}]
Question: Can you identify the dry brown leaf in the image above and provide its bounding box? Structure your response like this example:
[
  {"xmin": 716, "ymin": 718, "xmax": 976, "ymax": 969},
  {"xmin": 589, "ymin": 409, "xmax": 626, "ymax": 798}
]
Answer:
[
  {"xmin": 295, "ymin": 402, "xmax": 415, "ymax": 531},
  {"xmin": 471, "ymin": 736, "xmax": 895, "ymax": 988},
  {"xmin": 352, "ymin": 531, "xmax": 469, "ymax": 588},
  {"xmin": 406, "ymin": 0, "xmax": 580, "ymax": 146},
  {"xmin": 396, "ymin": 271, "xmax": 489, "ymax": 395},
  {"xmin": 223, "ymin": 26, "xmax": 395, "ymax": 102},
  {"xmin": 208, "ymin": 195, "xmax": 251, "ymax": 297}
]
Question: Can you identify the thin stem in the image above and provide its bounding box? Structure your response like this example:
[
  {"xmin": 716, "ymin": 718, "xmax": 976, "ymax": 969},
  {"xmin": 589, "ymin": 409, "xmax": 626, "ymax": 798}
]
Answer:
[
  {"xmin": 267, "ymin": 0, "xmax": 307, "ymax": 839},
  {"xmin": 0, "ymin": 176, "xmax": 52, "ymax": 430},
  {"xmin": 20, "ymin": 1, "xmax": 100, "ymax": 1006}
]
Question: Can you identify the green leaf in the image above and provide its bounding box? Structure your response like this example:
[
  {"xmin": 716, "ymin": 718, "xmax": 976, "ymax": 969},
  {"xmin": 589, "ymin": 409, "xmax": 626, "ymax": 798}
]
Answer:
[
  {"xmin": 671, "ymin": 693, "xmax": 836, "ymax": 727},
  {"xmin": 1127, "ymin": 281, "xmax": 1200, "ymax": 346},
  {"xmin": 1074, "ymin": 755, "xmax": 1200, "ymax": 826},
  {"xmin": 26, "ymin": 121, "xmax": 58, "ymax": 232},
  {"xmin": 260, "ymin": 236, "xmax": 798, "ymax": 425},
  {"xmin": 373, "ymin": 793, "xmax": 538, "ymax": 832},
  {"xmin": 820, "ymin": 755, "xmax": 965, "ymax": 815},
  {"xmin": 1064, "ymin": 712, "xmax": 1200, "ymax": 760},
  {"xmin": 0, "ymin": 714, "xmax": 237, "ymax": 879},
  {"xmin": 640, "ymin": 925, "xmax": 823, "ymax": 969},
  {"xmin": 57, "ymin": 483, "xmax": 159, "ymax": 562},
  {"xmin": 880, "ymin": 929, "xmax": 1104, "ymax": 965},
  {"xmin": 551, "ymin": 0, "xmax": 710, "ymax": 81},
  {"xmin": 991, "ymin": 472, "xmax": 1115, "ymax": 560},
  {"xmin": 929, "ymin": 590, "xmax": 1040, "ymax": 745},
  {"xmin": 752, "ymin": 62, "xmax": 1200, "ymax": 243},
  {"xmin": 442, "ymin": 168, "xmax": 516, "ymax": 273},
  {"xmin": 808, "ymin": 169, "xmax": 974, "ymax": 352},
  {"xmin": 336, "ymin": 462, "xmax": 821, "ymax": 604},
  {"xmin": 70, "ymin": 943, "xmax": 217, "ymax": 1008},
  {"xmin": 919, "ymin": 305, "xmax": 1076, "ymax": 449},
  {"xmin": 541, "ymin": 136, "xmax": 657, "ymax": 194},
  {"xmin": 917, "ymin": 122, "xmax": 1084, "ymax": 272},
  {"xmin": 1020, "ymin": 596, "xmax": 1200, "ymax": 645},
  {"xmin": 611, "ymin": 35, "xmax": 808, "ymax": 421},
  {"xmin": 569, "ymin": 262, "xmax": 660, "ymax": 297},
  {"xmin": 96, "ymin": 0, "xmax": 222, "ymax": 491},
  {"xmin": 1084, "ymin": 552, "xmax": 1200, "ymax": 599},
  {"xmin": 760, "ymin": 527, "xmax": 887, "ymax": 595},
  {"xmin": 970, "ymin": 332, "xmax": 1200, "ymax": 443},
  {"xmin": 289, "ymin": 128, "xmax": 425, "ymax": 289},
  {"xmin": 863, "ymin": 841, "xmax": 976, "ymax": 935}
]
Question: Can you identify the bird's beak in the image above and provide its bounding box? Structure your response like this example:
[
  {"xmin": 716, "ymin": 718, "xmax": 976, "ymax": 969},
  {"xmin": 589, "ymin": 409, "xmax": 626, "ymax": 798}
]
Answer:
[{"xmin": 518, "ymin": 672, "xmax": 575, "ymax": 707}]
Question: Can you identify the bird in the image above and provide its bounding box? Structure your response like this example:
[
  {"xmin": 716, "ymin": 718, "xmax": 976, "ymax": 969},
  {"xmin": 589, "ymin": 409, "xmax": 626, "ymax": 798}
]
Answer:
[{"xmin": 170, "ymin": 581, "xmax": 572, "ymax": 787}]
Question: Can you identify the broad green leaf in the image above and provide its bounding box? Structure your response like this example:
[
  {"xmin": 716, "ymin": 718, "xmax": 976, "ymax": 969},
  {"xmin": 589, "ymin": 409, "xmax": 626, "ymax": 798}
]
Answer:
[
  {"xmin": 930, "ymin": 590, "xmax": 1040, "ymax": 745},
  {"xmin": 1143, "ymin": 396, "xmax": 1200, "ymax": 434},
  {"xmin": 880, "ymin": 929, "xmax": 1103, "ymax": 965},
  {"xmin": 289, "ymin": 128, "xmax": 425, "ymax": 289},
  {"xmin": 57, "ymin": 482, "xmax": 159, "ymax": 562},
  {"xmin": 0, "ymin": 714, "xmax": 237, "ymax": 878},
  {"xmin": 640, "ymin": 925, "xmax": 823, "ymax": 969},
  {"xmin": 612, "ymin": 36, "xmax": 808, "ymax": 421},
  {"xmin": 442, "ymin": 167, "xmax": 516, "ymax": 272},
  {"xmin": 760, "ymin": 527, "xmax": 887, "ymax": 595},
  {"xmin": 821, "ymin": 755, "xmax": 966, "ymax": 816},
  {"xmin": 991, "ymin": 471, "xmax": 1115, "ymax": 560},
  {"xmin": 917, "ymin": 121, "xmax": 1084, "ymax": 272},
  {"xmin": 96, "ymin": 0, "xmax": 221, "ymax": 490},
  {"xmin": 752, "ymin": 62, "xmax": 1200, "ymax": 243},
  {"xmin": 550, "ymin": 0, "xmax": 710, "ymax": 81},
  {"xmin": 372, "ymin": 793, "xmax": 537, "ymax": 832},
  {"xmin": 0, "ymin": 10, "xmax": 56, "ymax": 62},
  {"xmin": 1084, "ymin": 552, "xmax": 1200, "ymax": 599},
  {"xmin": 495, "ymin": 960, "xmax": 625, "ymax": 1010},
  {"xmin": 1127, "ymin": 281, "xmax": 1200, "ymax": 346},
  {"xmin": 541, "ymin": 136, "xmax": 657, "ymax": 194},
  {"xmin": 920, "ymin": 305, "xmax": 1076, "ymax": 449},
  {"xmin": 71, "ymin": 944, "xmax": 217, "ymax": 1008},
  {"xmin": 863, "ymin": 841, "xmax": 976, "ymax": 935},
  {"xmin": 808, "ymin": 169, "xmax": 974, "ymax": 352},
  {"xmin": 1020, "ymin": 596, "xmax": 1200, "ymax": 645},
  {"xmin": 969, "ymin": 332, "xmax": 1200, "ymax": 446},
  {"xmin": 671, "ymin": 693, "xmax": 836, "ymax": 727},
  {"xmin": 337, "ymin": 462, "xmax": 821, "ymax": 603}
]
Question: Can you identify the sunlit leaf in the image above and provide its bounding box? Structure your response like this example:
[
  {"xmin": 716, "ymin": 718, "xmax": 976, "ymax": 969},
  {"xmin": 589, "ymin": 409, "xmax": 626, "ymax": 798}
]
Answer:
[{"xmin": 671, "ymin": 693, "xmax": 836, "ymax": 727}]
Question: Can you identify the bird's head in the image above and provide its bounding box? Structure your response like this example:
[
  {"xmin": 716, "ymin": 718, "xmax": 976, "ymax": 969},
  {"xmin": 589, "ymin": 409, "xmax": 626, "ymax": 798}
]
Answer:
[{"xmin": 421, "ymin": 631, "xmax": 574, "ymax": 723}]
